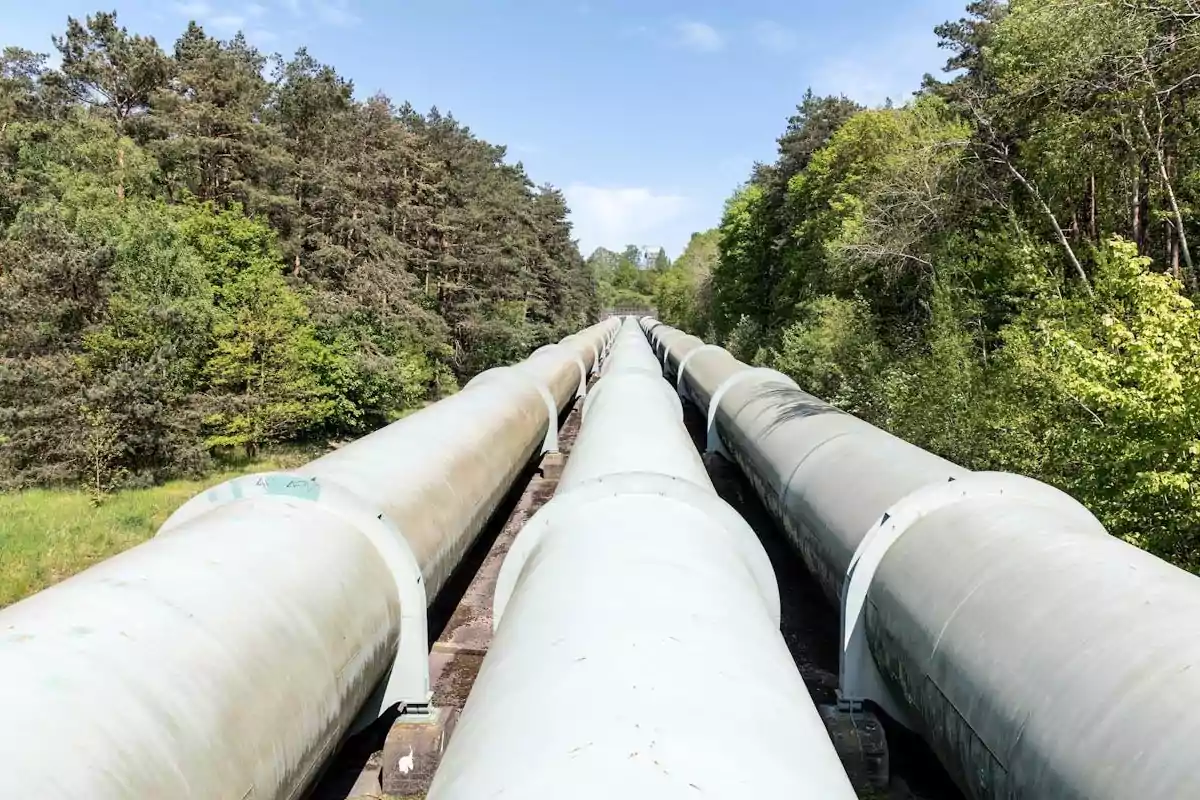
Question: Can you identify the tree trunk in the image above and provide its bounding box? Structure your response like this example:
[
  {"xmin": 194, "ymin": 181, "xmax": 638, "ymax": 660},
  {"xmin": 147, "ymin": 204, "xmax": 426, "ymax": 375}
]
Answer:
[
  {"xmin": 1138, "ymin": 108, "xmax": 1193, "ymax": 285},
  {"xmin": 1132, "ymin": 161, "xmax": 1144, "ymax": 252},
  {"xmin": 116, "ymin": 148, "xmax": 125, "ymax": 201},
  {"xmin": 1169, "ymin": 222, "xmax": 1181, "ymax": 280},
  {"xmin": 1089, "ymin": 174, "xmax": 1098, "ymax": 242},
  {"xmin": 1001, "ymin": 156, "xmax": 1092, "ymax": 295}
]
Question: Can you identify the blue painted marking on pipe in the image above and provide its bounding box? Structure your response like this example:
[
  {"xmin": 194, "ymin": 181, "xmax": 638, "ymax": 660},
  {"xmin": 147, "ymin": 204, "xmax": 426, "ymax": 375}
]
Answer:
[{"xmin": 257, "ymin": 475, "xmax": 321, "ymax": 501}]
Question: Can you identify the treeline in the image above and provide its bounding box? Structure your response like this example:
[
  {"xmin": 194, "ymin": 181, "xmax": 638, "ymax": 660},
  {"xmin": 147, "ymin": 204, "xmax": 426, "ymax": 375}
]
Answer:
[
  {"xmin": 586, "ymin": 245, "xmax": 670, "ymax": 310},
  {"xmin": 665, "ymin": 0, "xmax": 1200, "ymax": 569},
  {"xmin": 0, "ymin": 12, "xmax": 597, "ymax": 491}
]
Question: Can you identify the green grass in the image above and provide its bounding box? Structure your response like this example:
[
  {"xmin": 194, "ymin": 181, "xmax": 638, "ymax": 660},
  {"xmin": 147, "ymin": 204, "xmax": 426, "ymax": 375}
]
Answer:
[{"xmin": 0, "ymin": 449, "xmax": 320, "ymax": 609}]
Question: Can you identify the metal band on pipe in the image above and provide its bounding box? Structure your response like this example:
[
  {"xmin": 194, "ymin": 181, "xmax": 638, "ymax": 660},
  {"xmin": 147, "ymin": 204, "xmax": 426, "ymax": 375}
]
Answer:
[
  {"xmin": 674, "ymin": 344, "xmax": 725, "ymax": 401},
  {"xmin": 838, "ymin": 472, "xmax": 1107, "ymax": 725},
  {"xmin": 531, "ymin": 344, "xmax": 588, "ymax": 399},
  {"xmin": 703, "ymin": 368, "xmax": 800, "ymax": 455},
  {"xmin": 159, "ymin": 471, "xmax": 432, "ymax": 716},
  {"xmin": 492, "ymin": 470, "xmax": 781, "ymax": 630},
  {"xmin": 580, "ymin": 370, "xmax": 680, "ymax": 422},
  {"xmin": 467, "ymin": 367, "xmax": 560, "ymax": 453}
]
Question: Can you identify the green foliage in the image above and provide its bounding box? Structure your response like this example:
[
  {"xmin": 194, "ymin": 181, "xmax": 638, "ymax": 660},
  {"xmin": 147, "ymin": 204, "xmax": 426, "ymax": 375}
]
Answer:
[
  {"xmin": 704, "ymin": 2, "xmax": 1200, "ymax": 574},
  {"xmin": 588, "ymin": 245, "xmax": 661, "ymax": 311},
  {"xmin": 0, "ymin": 10, "xmax": 597, "ymax": 488},
  {"xmin": 181, "ymin": 206, "xmax": 334, "ymax": 454},
  {"xmin": 78, "ymin": 199, "xmax": 215, "ymax": 483},
  {"xmin": 996, "ymin": 239, "xmax": 1200, "ymax": 565},
  {"xmin": 768, "ymin": 296, "xmax": 885, "ymax": 418},
  {"xmin": 724, "ymin": 315, "xmax": 768, "ymax": 365},
  {"xmin": 654, "ymin": 230, "xmax": 718, "ymax": 334},
  {"xmin": 0, "ymin": 448, "xmax": 316, "ymax": 607},
  {"xmin": 713, "ymin": 185, "xmax": 774, "ymax": 338}
]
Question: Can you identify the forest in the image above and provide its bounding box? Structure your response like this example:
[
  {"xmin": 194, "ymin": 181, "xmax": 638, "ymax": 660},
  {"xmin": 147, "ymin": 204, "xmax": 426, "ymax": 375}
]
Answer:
[
  {"xmin": 6, "ymin": 2, "xmax": 1200, "ymax": 576},
  {"xmin": 658, "ymin": 0, "xmax": 1200, "ymax": 570},
  {"xmin": 587, "ymin": 244, "xmax": 671, "ymax": 311},
  {"xmin": 0, "ymin": 12, "xmax": 598, "ymax": 493}
]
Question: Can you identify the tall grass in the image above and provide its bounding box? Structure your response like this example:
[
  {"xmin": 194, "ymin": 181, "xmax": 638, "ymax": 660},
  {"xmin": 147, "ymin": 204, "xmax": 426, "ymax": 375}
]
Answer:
[{"xmin": 0, "ymin": 449, "xmax": 320, "ymax": 608}]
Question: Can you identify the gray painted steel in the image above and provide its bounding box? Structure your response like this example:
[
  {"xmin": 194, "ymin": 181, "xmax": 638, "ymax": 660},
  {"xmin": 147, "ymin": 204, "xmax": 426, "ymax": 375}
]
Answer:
[
  {"xmin": 428, "ymin": 318, "xmax": 857, "ymax": 800},
  {"xmin": 646, "ymin": 319, "xmax": 1200, "ymax": 800},
  {"xmin": 0, "ymin": 319, "xmax": 620, "ymax": 800}
]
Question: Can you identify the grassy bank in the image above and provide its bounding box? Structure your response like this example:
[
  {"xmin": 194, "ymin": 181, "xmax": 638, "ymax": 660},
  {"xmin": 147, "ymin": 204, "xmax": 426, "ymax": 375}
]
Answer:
[{"xmin": 0, "ymin": 449, "xmax": 320, "ymax": 609}]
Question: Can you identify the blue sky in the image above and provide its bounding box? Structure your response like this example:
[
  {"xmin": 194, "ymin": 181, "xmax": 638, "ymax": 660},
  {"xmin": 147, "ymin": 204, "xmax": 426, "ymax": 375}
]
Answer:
[{"xmin": 4, "ymin": 0, "xmax": 968, "ymax": 257}]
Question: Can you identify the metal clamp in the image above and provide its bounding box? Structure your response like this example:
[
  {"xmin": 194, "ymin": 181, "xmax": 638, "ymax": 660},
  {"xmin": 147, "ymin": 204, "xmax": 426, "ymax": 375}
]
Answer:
[
  {"xmin": 493, "ymin": 470, "xmax": 781, "ymax": 629},
  {"xmin": 674, "ymin": 344, "xmax": 725, "ymax": 401},
  {"xmin": 705, "ymin": 368, "xmax": 799, "ymax": 455},
  {"xmin": 467, "ymin": 367, "xmax": 560, "ymax": 453},
  {"xmin": 581, "ymin": 370, "xmax": 681, "ymax": 422},
  {"xmin": 838, "ymin": 471, "xmax": 1105, "ymax": 726},
  {"xmin": 531, "ymin": 344, "xmax": 588, "ymax": 399},
  {"xmin": 158, "ymin": 471, "xmax": 432, "ymax": 725}
]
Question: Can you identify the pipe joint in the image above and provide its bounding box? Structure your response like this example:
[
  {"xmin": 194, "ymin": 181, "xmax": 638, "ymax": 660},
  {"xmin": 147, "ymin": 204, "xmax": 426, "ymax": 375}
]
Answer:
[
  {"xmin": 838, "ymin": 471, "xmax": 1105, "ymax": 725},
  {"xmin": 674, "ymin": 344, "xmax": 726, "ymax": 401},
  {"xmin": 581, "ymin": 369, "xmax": 681, "ymax": 422},
  {"xmin": 493, "ymin": 470, "xmax": 781, "ymax": 630},
  {"xmin": 704, "ymin": 368, "xmax": 799, "ymax": 455},
  {"xmin": 467, "ymin": 367, "xmax": 560, "ymax": 453},
  {"xmin": 159, "ymin": 471, "xmax": 433, "ymax": 718},
  {"xmin": 531, "ymin": 344, "xmax": 589, "ymax": 399}
]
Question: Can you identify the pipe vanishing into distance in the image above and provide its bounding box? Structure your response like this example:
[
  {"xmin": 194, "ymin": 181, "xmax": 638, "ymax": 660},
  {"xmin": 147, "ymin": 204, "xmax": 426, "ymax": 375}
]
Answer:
[
  {"xmin": 428, "ymin": 318, "xmax": 857, "ymax": 800},
  {"xmin": 0, "ymin": 318, "xmax": 619, "ymax": 800},
  {"xmin": 644, "ymin": 318, "xmax": 1200, "ymax": 800}
]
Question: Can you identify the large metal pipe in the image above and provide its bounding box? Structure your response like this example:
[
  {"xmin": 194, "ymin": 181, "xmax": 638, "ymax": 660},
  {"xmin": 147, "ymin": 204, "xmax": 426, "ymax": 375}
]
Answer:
[
  {"xmin": 428, "ymin": 318, "xmax": 857, "ymax": 800},
  {"xmin": 648, "ymin": 319, "xmax": 1200, "ymax": 800},
  {"xmin": 0, "ymin": 319, "xmax": 620, "ymax": 800}
]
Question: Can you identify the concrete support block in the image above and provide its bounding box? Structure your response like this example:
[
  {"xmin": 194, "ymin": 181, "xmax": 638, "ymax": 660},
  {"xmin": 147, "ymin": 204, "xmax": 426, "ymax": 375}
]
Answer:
[
  {"xmin": 380, "ymin": 707, "xmax": 459, "ymax": 797},
  {"xmin": 819, "ymin": 704, "xmax": 889, "ymax": 795}
]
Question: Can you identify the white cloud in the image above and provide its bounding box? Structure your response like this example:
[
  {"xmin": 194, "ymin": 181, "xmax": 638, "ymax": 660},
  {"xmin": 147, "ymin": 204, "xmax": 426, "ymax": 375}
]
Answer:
[
  {"xmin": 565, "ymin": 185, "xmax": 689, "ymax": 255},
  {"xmin": 174, "ymin": 1, "xmax": 214, "ymax": 18},
  {"xmin": 674, "ymin": 21, "xmax": 724, "ymax": 53},
  {"xmin": 209, "ymin": 14, "xmax": 247, "ymax": 31},
  {"xmin": 808, "ymin": 27, "xmax": 941, "ymax": 107},
  {"xmin": 313, "ymin": 0, "xmax": 360, "ymax": 27},
  {"xmin": 270, "ymin": 0, "xmax": 357, "ymax": 25},
  {"xmin": 173, "ymin": 1, "xmax": 271, "ymax": 38},
  {"xmin": 752, "ymin": 20, "xmax": 797, "ymax": 54}
]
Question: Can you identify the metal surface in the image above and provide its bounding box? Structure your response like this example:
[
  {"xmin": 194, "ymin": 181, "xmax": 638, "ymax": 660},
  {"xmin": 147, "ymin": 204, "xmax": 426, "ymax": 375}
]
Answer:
[
  {"xmin": 428, "ymin": 318, "xmax": 857, "ymax": 800},
  {"xmin": 650, "ymin": 319, "xmax": 1200, "ymax": 800},
  {"xmin": 0, "ymin": 319, "xmax": 620, "ymax": 800}
]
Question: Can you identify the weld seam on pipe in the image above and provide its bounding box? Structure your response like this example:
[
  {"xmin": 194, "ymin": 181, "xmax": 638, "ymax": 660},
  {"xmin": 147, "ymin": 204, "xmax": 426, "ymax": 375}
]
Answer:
[
  {"xmin": 704, "ymin": 367, "xmax": 799, "ymax": 454},
  {"xmin": 580, "ymin": 370, "xmax": 682, "ymax": 422},
  {"xmin": 492, "ymin": 470, "xmax": 781, "ymax": 628},
  {"xmin": 673, "ymin": 344, "xmax": 725, "ymax": 399}
]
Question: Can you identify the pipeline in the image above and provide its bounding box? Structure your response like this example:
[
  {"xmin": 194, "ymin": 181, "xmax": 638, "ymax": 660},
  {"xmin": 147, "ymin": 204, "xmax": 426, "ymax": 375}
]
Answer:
[
  {"xmin": 0, "ymin": 319, "xmax": 619, "ymax": 800},
  {"xmin": 643, "ymin": 318, "xmax": 1200, "ymax": 800},
  {"xmin": 427, "ymin": 318, "xmax": 857, "ymax": 800}
]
